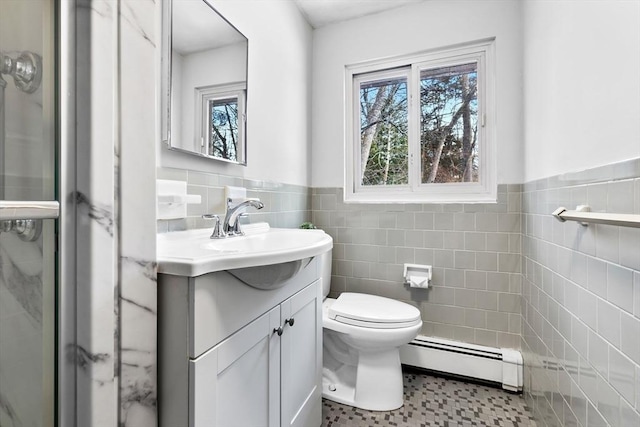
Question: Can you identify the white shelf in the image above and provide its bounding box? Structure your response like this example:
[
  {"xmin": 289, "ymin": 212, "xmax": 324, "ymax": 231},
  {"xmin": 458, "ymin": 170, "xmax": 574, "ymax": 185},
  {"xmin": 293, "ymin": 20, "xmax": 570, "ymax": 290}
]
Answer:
[
  {"xmin": 157, "ymin": 194, "xmax": 202, "ymax": 205},
  {"xmin": 157, "ymin": 179, "xmax": 203, "ymax": 220}
]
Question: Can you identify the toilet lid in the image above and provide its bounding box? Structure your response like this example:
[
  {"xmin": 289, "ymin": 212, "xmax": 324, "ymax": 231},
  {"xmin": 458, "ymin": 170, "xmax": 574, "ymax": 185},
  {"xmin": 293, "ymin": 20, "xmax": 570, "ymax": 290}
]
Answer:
[{"xmin": 328, "ymin": 293, "xmax": 421, "ymax": 329}]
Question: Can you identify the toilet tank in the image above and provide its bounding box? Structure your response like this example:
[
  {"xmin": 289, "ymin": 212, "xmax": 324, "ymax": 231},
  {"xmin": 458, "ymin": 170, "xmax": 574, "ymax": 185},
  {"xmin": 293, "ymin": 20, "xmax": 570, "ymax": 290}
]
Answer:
[{"xmin": 319, "ymin": 250, "xmax": 332, "ymax": 299}]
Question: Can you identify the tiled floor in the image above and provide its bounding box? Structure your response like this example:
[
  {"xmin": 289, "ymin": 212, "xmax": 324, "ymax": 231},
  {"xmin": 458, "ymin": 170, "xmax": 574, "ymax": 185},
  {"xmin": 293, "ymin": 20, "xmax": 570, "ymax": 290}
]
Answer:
[{"xmin": 322, "ymin": 369, "xmax": 537, "ymax": 426}]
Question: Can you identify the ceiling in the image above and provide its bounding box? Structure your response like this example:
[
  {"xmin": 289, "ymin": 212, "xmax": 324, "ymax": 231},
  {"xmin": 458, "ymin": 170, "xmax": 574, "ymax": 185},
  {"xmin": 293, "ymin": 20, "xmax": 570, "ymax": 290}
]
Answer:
[
  {"xmin": 173, "ymin": 0, "xmax": 246, "ymax": 53},
  {"xmin": 294, "ymin": 0, "xmax": 429, "ymax": 28}
]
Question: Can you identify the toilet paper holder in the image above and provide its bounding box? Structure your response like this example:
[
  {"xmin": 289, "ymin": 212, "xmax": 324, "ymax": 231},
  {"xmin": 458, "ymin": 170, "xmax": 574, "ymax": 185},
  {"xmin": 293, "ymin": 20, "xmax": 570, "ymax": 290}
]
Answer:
[{"xmin": 403, "ymin": 263, "xmax": 432, "ymax": 289}]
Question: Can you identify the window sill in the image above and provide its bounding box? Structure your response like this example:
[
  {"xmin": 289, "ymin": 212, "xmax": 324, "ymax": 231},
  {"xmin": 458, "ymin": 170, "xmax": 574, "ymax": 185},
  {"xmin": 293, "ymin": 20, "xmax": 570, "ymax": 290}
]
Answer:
[{"xmin": 343, "ymin": 188, "xmax": 497, "ymax": 204}]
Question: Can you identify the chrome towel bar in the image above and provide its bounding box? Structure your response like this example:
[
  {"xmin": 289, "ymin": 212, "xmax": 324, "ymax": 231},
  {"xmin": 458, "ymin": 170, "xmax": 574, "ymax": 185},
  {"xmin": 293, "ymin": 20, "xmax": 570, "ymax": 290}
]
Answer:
[
  {"xmin": 552, "ymin": 205, "xmax": 640, "ymax": 229},
  {"xmin": 0, "ymin": 200, "xmax": 60, "ymax": 220}
]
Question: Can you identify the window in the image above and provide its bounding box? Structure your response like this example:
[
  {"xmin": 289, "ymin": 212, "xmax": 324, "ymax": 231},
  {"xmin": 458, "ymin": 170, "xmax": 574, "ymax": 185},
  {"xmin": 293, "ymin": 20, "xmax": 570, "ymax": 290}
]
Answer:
[
  {"xmin": 196, "ymin": 82, "xmax": 246, "ymax": 164},
  {"xmin": 208, "ymin": 97, "xmax": 239, "ymax": 161},
  {"xmin": 345, "ymin": 39, "xmax": 495, "ymax": 203},
  {"xmin": 358, "ymin": 69, "xmax": 409, "ymax": 187}
]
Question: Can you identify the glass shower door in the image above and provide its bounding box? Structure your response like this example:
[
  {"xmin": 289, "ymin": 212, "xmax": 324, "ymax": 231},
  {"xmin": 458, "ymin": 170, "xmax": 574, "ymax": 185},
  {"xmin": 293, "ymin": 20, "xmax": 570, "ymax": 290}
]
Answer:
[{"xmin": 0, "ymin": 1, "xmax": 58, "ymax": 426}]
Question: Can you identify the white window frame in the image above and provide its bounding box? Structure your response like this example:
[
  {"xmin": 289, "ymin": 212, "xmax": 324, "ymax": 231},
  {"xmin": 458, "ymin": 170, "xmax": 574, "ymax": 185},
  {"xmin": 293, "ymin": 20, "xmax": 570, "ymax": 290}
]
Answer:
[
  {"xmin": 345, "ymin": 39, "xmax": 496, "ymax": 203},
  {"xmin": 195, "ymin": 81, "xmax": 247, "ymax": 163},
  {"xmin": 352, "ymin": 67, "xmax": 413, "ymax": 194}
]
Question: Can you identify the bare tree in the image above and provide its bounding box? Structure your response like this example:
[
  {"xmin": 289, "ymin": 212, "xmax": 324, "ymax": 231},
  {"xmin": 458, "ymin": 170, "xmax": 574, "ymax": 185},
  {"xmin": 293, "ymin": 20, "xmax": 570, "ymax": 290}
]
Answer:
[
  {"xmin": 460, "ymin": 74, "xmax": 473, "ymax": 182},
  {"xmin": 360, "ymin": 85, "xmax": 389, "ymax": 182},
  {"xmin": 210, "ymin": 100, "xmax": 238, "ymax": 160},
  {"xmin": 382, "ymin": 126, "xmax": 392, "ymax": 184},
  {"xmin": 423, "ymin": 75, "xmax": 477, "ymax": 183}
]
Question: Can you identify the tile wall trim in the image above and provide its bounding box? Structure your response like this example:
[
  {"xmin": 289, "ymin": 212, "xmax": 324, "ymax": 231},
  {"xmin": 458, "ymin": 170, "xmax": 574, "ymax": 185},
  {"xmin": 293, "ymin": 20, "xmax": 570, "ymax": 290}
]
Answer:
[{"xmin": 524, "ymin": 157, "xmax": 640, "ymax": 192}]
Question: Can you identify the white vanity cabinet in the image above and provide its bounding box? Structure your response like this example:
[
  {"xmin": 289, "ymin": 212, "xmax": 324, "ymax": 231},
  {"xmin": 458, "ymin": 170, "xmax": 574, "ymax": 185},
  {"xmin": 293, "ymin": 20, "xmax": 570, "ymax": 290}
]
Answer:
[
  {"xmin": 280, "ymin": 282, "xmax": 322, "ymax": 427},
  {"xmin": 158, "ymin": 257, "xmax": 322, "ymax": 427}
]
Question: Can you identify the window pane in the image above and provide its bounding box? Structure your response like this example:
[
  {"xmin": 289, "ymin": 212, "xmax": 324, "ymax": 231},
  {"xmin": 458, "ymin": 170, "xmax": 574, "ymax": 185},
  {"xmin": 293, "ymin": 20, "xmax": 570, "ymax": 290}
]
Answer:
[
  {"xmin": 420, "ymin": 63, "xmax": 478, "ymax": 184},
  {"xmin": 209, "ymin": 97, "xmax": 238, "ymax": 161},
  {"xmin": 359, "ymin": 76, "xmax": 408, "ymax": 186}
]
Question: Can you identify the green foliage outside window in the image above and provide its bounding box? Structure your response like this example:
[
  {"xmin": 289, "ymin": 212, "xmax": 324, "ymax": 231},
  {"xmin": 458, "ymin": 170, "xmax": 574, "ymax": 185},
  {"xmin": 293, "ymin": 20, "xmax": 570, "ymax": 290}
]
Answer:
[
  {"xmin": 420, "ymin": 64, "xmax": 478, "ymax": 184},
  {"xmin": 359, "ymin": 63, "xmax": 478, "ymax": 187},
  {"xmin": 359, "ymin": 78, "xmax": 408, "ymax": 186}
]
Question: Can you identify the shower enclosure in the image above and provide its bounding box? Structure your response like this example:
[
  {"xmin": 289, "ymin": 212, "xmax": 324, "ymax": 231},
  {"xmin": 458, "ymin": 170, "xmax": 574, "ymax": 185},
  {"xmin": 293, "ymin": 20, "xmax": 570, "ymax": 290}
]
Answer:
[{"xmin": 0, "ymin": 1, "xmax": 73, "ymax": 426}]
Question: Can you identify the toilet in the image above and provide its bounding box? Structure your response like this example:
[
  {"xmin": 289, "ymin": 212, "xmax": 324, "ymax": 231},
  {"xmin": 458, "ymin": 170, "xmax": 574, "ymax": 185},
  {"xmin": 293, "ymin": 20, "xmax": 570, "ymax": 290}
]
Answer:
[{"xmin": 320, "ymin": 251, "xmax": 422, "ymax": 411}]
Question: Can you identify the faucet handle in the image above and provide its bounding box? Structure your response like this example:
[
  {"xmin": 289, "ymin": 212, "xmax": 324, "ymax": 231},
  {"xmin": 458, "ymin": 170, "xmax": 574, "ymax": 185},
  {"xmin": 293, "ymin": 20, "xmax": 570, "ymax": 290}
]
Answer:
[
  {"xmin": 228, "ymin": 213, "xmax": 249, "ymax": 236},
  {"xmin": 227, "ymin": 197, "xmax": 261, "ymax": 208},
  {"xmin": 202, "ymin": 214, "xmax": 226, "ymax": 239}
]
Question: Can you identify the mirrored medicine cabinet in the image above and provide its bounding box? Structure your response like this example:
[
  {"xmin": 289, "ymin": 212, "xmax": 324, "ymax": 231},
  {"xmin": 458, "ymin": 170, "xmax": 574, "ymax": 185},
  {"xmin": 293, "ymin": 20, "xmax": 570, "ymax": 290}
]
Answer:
[{"xmin": 161, "ymin": 0, "xmax": 248, "ymax": 165}]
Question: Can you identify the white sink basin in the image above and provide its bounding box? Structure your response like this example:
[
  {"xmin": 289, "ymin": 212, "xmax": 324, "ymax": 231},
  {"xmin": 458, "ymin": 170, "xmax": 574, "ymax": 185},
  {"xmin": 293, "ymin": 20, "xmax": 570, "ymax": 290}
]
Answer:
[{"xmin": 157, "ymin": 224, "xmax": 333, "ymax": 278}]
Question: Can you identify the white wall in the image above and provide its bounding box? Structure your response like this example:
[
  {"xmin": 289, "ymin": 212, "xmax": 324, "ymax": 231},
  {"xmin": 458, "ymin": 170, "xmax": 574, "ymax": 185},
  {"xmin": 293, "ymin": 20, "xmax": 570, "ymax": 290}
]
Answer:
[
  {"xmin": 173, "ymin": 42, "xmax": 246, "ymax": 152},
  {"xmin": 160, "ymin": 0, "xmax": 313, "ymax": 187},
  {"xmin": 311, "ymin": 0, "xmax": 523, "ymax": 188},
  {"xmin": 523, "ymin": 0, "xmax": 640, "ymax": 182}
]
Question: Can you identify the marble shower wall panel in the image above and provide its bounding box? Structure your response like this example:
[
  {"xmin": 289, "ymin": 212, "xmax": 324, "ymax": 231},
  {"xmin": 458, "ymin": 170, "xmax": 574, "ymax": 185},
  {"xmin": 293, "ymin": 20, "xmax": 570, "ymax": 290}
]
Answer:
[
  {"xmin": 0, "ymin": 1, "xmax": 46, "ymax": 426},
  {"xmin": 0, "ymin": 1, "xmax": 55, "ymax": 425},
  {"xmin": 1, "ymin": 1, "xmax": 158, "ymax": 425},
  {"xmin": 70, "ymin": 1, "xmax": 160, "ymax": 425},
  {"xmin": 157, "ymin": 167, "xmax": 312, "ymax": 232},
  {"xmin": 0, "ymin": 234, "xmax": 46, "ymax": 427},
  {"xmin": 75, "ymin": 1, "xmax": 119, "ymax": 426},
  {"xmin": 521, "ymin": 158, "xmax": 640, "ymax": 426},
  {"xmin": 311, "ymin": 185, "xmax": 523, "ymax": 350},
  {"xmin": 118, "ymin": 0, "xmax": 158, "ymax": 425}
]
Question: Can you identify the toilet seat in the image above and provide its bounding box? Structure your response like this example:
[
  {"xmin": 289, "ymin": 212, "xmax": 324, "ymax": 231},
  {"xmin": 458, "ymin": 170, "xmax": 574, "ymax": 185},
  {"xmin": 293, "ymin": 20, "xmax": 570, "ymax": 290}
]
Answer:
[{"xmin": 328, "ymin": 293, "xmax": 421, "ymax": 329}]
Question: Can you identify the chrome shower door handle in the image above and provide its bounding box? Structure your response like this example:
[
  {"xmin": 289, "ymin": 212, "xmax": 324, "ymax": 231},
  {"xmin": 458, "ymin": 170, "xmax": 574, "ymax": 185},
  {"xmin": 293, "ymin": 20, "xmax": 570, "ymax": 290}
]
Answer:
[{"xmin": 0, "ymin": 201, "xmax": 59, "ymax": 242}]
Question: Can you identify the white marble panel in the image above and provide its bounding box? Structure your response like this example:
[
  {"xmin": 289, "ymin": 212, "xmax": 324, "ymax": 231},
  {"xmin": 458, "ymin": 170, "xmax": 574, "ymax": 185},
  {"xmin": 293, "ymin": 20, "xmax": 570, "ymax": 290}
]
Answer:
[
  {"xmin": 118, "ymin": 0, "xmax": 158, "ymax": 425},
  {"xmin": 75, "ymin": 1, "xmax": 118, "ymax": 426},
  {"xmin": 0, "ymin": 236, "xmax": 43, "ymax": 427},
  {"xmin": 119, "ymin": 260, "xmax": 157, "ymax": 426}
]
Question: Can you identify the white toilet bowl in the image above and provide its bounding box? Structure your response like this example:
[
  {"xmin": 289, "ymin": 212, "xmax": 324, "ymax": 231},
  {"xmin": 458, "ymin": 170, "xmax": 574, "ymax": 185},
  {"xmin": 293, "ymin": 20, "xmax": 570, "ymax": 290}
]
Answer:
[{"xmin": 320, "ymin": 250, "xmax": 422, "ymax": 411}]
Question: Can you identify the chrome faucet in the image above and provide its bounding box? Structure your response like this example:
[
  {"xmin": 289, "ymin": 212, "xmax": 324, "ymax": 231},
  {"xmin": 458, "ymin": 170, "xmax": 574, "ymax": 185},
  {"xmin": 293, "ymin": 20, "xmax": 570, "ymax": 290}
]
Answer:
[{"xmin": 223, "ymin": 198, "xmax": 264, "ymax": 236}]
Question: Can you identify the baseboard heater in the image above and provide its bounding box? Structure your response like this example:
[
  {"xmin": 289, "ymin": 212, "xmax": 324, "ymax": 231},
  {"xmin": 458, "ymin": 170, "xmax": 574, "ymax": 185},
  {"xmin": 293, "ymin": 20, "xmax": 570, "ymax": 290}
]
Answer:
[{"xmin": 399, "ymin": 335, "xmax": 523, "ymax": 393}]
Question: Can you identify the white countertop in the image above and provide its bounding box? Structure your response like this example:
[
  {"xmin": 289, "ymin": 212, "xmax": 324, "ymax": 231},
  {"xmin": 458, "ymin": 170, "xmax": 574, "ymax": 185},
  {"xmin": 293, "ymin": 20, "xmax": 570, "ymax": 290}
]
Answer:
[{"xmin": 157, "ymin": 225, "xmax": 333, "ymax": 277}]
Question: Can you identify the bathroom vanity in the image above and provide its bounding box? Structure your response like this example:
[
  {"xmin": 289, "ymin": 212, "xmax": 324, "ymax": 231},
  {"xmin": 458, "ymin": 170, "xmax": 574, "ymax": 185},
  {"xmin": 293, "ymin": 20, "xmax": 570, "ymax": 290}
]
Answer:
[{"xmin": 157, "ymin": 227, "xmax": 331, "ymax": 427}]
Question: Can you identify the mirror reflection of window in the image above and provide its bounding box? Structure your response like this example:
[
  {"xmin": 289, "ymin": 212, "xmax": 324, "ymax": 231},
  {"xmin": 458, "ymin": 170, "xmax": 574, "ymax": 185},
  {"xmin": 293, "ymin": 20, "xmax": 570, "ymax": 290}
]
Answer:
[
  {"xmin": 197, "ymin": 82, "xmax": 246, "ymax": 164},
  {"xmin": 162, "ymin": 0, "xmax": 248, "ymax": 165},
  {"xmin": 209, "ymin": 97, "xmax": 239, "ymax": 161}
]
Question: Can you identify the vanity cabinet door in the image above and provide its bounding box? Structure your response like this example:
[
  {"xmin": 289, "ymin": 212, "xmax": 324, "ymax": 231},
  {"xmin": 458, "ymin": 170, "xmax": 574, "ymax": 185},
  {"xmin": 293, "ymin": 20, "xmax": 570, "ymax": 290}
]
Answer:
[
  {"xmin": 280, "ymin": 281, "xmax": 322, "ymax": 427},
  {"xmin": 189, "ymin": 306, "xmax": 282, "ymax": 427}
]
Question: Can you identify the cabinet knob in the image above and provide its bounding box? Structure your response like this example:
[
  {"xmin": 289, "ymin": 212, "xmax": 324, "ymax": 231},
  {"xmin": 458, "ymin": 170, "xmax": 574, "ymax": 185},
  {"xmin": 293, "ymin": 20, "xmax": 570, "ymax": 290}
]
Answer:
[
  {"xmin": 285, "ymin": 318, "xmax": 295, "ymax": 327},
  {"xmin": 273, "ymin": 327, "xmax": 283, "ymax": 336}
]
